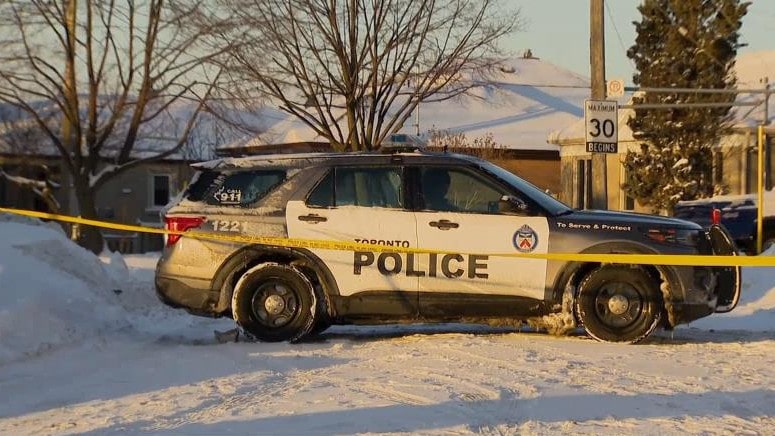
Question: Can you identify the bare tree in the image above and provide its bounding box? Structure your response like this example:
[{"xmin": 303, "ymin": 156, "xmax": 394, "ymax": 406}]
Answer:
[
  {"xmin": 0, "ymin": 0, "xmax": 230, "ymax": 253},
  {"xmin": 219, "ymin": 0, "xmax": 520, "ymax": 151}
]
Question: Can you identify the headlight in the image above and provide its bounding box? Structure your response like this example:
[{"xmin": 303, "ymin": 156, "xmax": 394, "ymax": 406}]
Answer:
[{"xmin": 645, "ymin": 228, "xmax": 699, "ymax": 247}]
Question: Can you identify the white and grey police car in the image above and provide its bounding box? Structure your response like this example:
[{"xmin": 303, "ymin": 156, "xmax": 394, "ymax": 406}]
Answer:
[{"xmin": 155, "ymin": 148, "xmax": 741, "ymax": 344}]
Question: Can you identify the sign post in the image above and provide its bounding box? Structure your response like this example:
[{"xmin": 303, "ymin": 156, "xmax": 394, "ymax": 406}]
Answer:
[{"xmin": 585, "ymin": 99, "xmax": 619, "ymax": 154}]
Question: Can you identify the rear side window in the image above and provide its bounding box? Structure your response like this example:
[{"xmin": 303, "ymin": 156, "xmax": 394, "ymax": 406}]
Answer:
[
  {"xmin": 184, "ymin": 170, "xmax": 286, "ymax": 207},
  {"xmin": 307, "ymin": 167, "xmax": 403, "ymax": 208}
]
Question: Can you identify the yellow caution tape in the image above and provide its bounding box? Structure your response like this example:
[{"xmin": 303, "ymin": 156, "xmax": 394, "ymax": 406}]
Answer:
[{"xmin": 1, "ymin": 206, "xmax": 773, "ymax": 267}]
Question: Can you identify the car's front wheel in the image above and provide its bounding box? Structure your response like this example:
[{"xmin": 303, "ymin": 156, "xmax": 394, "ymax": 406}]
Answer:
[
  {"xmin": 575, "ymin": 266, "xmax": 662, "ymax": 344},
  {"xmin": 231, "ymin": 263, "xmax": 317, "ymax": 342}
]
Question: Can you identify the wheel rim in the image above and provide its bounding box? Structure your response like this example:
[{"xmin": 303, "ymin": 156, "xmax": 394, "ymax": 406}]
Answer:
[
  {"xmin": 250, "ymin": 281, "xmax": 299, "ymax": 328},
  {"xmin": 592, "ymin": 281, "xmax": 645, "ymax": 329}
]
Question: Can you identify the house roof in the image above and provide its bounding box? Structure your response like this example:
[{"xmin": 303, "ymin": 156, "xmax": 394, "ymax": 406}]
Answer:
[
  {"xmin": 548, "ymin": 50, "xmax": 775, "ymax": 145},
  {"xmin": 219, "ymin": 55, "xmax": 592, "ymax": 153},
  {"xmin": 728, "ymin": 50, "xmax": 775, "ymax": 129},
  {"xmin": 403, "ymin": 57, "xmax": 590, "ymax": 151},
  {"xmin": 0, "ymin": 99, "xmax": 267, "ymax": 161}
]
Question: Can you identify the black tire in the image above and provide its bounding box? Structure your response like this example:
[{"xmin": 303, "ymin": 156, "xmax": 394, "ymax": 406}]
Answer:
[
  {"xmin": 231, "ymin": 263, "xmax": 317, "ymax": 343},
  {"xmin": 309, "ymin": 320, "xmax": 331, "ymax": 337},
  {"xmin": 575, "ymin": 266, "xmax": 662, "ymax": 344}
]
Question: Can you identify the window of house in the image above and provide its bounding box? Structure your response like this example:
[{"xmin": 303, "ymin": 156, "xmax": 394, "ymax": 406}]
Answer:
[
  {"xmin": 306, "ymin": 167, "xmax": 403, "ymax": 208},
  {"xmin": 576, "ymin": 159, "xmax": 592, "ymax": 209},
  {"xmin": 746, "ymin": 147, "xmax": 758, "ymax": 194},
  {"xmin": 624, "ymin": 194, "xmax": 635, "ymax": 211},
  {"xmin": 744, "ymin": 139, "xmax": 775, "ymax": 194},
  {"xmin": 152, "ymin": 174, "xmax": 171, "ymax": 207},
  {"xmin": 713, "ymin": 150, "xmax": 724, "ymax": 186},
  {"xmin": 768, "ymin": 139, "xmax": 775, "ymax": 191},
  {"xmin": 620, "ymin": 165, "xmax": 636, "ymax": 211}
]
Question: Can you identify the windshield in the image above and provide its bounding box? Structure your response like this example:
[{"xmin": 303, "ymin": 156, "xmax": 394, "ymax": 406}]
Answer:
[{"xmin": 477, "ymin": 160, "xmax": 573, "ymax": 216}]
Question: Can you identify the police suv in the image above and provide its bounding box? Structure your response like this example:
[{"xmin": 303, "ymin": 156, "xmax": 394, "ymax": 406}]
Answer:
[{"xmin": 155, "ymin": 149, "xmax": 741, "ymax": 344}]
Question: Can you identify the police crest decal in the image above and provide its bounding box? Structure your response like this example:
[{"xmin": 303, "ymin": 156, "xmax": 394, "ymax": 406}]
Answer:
[{"xmin": 513, "ymin": 224, "xmax": 538, "ymax": 253}]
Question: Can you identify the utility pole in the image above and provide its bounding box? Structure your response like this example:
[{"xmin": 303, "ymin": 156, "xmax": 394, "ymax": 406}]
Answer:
[
  {"xmin": 63, "ymin": 0, "xmax": 80, "ymax": 239},
  {"xmin": 590, "ymin": 0, "xmax": 608, "ymax": 209}
]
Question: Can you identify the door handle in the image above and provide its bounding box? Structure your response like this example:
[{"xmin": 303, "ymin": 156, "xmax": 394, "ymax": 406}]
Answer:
[
  {"xmin": 298, "ymin": 214, "xmax": 327, "ymax": 224},
  {"xmin": 429, "ymin": 219, "xmax": 459, "ymax": 230}
]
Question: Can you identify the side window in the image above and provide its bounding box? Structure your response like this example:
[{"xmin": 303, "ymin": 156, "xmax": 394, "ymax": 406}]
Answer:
[
  {"xmin": 185, "ymin": 171, "xmax": 219, "ymax": 202},
  {"xmin": 420, "ymin": 167, "xmax": 509, "ymax": 213},
  {"xmin": 307, "ymin": 167, "xmax": 403, "ymax": 208},
  {"xmin": 306, "ymin": 170, "xmax": 334, "ymax": 207},
  {"xmin": 184, "ymin": 169, "xmax": 286, "ymax": 207}
]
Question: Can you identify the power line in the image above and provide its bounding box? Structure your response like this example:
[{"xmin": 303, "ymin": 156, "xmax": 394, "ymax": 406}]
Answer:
[
  {"xmin": 499, "ymin": 83, "xmax": 591, "ymax": 89},
  {"xmin": 604, "ymin": 0, "xmax": 635, "ymax": 71}
]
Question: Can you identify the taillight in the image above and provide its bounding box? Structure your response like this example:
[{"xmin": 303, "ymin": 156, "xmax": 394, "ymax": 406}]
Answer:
[
  {"xmin": 711, "ymin": 208, "xmax": 721, "ymax": 225},
  {"xmin": 164, "ymin": 216, "xmax": 205, "ymax": 246}
]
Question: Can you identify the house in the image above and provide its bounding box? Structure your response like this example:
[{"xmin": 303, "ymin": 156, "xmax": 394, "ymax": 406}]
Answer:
[
  {"xmin": 548, "ymin": 50, "xmax": 775, "ymax": 211},
  {"xmin": 0, "ymin": 151, "xmax": 195, "ymax": 252},
  {"xmin": 0, "ymin": 101, "xmax": 263, "ymax": 252}
]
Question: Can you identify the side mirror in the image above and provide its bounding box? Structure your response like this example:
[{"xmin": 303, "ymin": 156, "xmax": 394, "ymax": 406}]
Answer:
[{"xmin": 499, "ymin": 195, "xmax": 528, "ymax": 214}]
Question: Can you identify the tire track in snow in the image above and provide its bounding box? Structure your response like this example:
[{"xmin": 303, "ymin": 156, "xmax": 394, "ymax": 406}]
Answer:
[{"xmin": 148, "ymin": 370, "xmax": 314, "ymax": 430}]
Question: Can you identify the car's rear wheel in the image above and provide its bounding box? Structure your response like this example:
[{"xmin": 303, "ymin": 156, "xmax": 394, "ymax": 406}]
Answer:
[
  {"xmin": 575, "ymin": 266, "xmax": 662, "ymax": 344},
  {"xmin": 310, "ymin": 320, "xmax": 331, "ymax": 336},
  {"xmin": 231, "ymin": 263, "xmax": 317, "ymax": 342}
]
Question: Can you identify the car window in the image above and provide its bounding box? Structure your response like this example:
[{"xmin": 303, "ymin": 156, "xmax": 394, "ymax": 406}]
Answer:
[
  {"xmin": 420, "ymin": 167, "xmax": 508, "ymax": 213},
  {"xmin": 307, "ymin": 167, "xmax": 403, "ymax": 208},
  {"xmin": 306, "ymin": 170, "xmax": 334, "ymax": 207},
  {"xmin": 476, "ymin": 160, "xmax": 571, "ymax": 216},
  {"xmin": 185, "ymin": 170, "xmax": 286, "ymax": 207}
]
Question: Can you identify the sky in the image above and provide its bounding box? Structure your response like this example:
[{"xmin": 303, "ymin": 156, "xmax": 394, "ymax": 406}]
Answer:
[{"xmin": 507, "ymin": 0, "xmax": 775, "ymax": 84}]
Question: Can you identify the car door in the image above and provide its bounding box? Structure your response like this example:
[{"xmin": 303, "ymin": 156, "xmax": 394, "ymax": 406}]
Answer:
[
  {"xmin": 412, "ymin": 165, "xmax": 550, "ymax": 318},
  {"xmin": 285, "ymin": 165, "xmax": 419, "ymax": 316}
]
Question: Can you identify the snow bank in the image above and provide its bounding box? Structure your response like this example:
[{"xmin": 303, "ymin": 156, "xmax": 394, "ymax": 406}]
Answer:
[
  {"xmin": 0, "ymin": 215, "xmax": 140, "ymax": 365},
  {"xmin": 688, "ymin": 262, "xmax": 775, "ymax": 332}
]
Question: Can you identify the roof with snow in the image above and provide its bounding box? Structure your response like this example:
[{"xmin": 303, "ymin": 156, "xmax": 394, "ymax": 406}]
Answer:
[
  {"xmin": 405, "ymin": 57, "xmax": 590, "ymax": 151},
  {"xmin": 220, "ymin": 56, "xmax": 591, "ymax": 153},
  {"xmin": 728, "ymin": 50, "xmax": 775, "ymax": 128},
  {"xmin": 0, "ymin": 99, "xmax": 268, "ymax": 161},
  {"xmin": 549, "ymin": 50, "xmax": 775, "ymax": 145}
]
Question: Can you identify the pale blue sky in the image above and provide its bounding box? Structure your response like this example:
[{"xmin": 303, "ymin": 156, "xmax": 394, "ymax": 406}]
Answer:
[{"xmin": 506, "ymin": 0, "xmax": 775, "ymax": 83}]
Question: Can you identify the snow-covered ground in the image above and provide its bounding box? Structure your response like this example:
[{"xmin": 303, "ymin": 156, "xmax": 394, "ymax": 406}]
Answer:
[{"xmin": 2, "ymin": 216, "xmax": 775, "ymax": 435}]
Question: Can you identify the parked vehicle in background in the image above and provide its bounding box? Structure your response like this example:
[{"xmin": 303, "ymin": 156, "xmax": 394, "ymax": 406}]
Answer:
[
  {"xmin": 675, "ymin": 191, "xmax": 775, "ymax": 254},
  {"xmin": 155, "ymin": 147, "xmax": 741, "ymax": 344}
]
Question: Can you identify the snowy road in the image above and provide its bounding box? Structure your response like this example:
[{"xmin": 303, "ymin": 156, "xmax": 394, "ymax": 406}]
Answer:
[
  {"xmin": 2, "ymin": 218, "xmax": 775, "ymax": 435},
  {"xmin": 2, "ymin": 321, "xmax": 775, "ymax": 435}
]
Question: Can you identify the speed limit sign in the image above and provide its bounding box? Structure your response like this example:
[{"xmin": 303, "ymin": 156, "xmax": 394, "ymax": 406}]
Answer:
[{"xmin": 584, "ymin": 99, "xmax": 618, "ymax": 153}]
